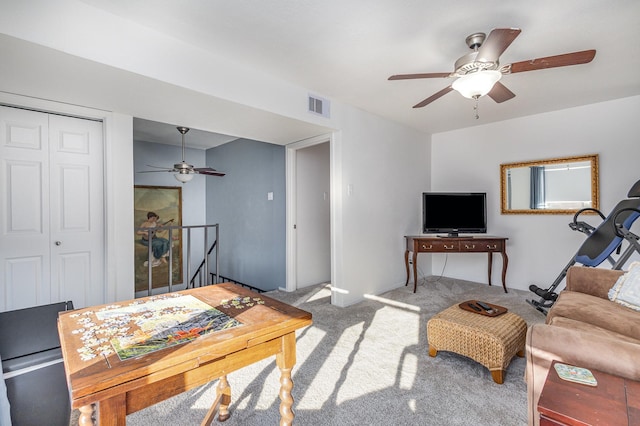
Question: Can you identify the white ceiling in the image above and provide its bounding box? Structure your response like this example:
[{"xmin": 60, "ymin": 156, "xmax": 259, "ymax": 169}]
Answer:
[
  {"xmin": 6, "ymin": 1, "xmax": 640, "ymax": 147},
  {"xmin": 80, "ymin": 0, "xmax": 640, "ymax": 144},
  {"xmin": 133, "ymin": 118, "xmax": 239, "ymax": 149}
]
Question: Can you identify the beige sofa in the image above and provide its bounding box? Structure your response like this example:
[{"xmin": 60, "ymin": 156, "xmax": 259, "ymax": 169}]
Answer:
[{"xmin": 525, "ymin": 266, "xmax": 640, "ymax": 425}]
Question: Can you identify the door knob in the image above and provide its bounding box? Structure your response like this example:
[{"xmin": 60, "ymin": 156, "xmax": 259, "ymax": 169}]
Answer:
[{"xmin": 55, "ymin": 241, "xmax": 62, "ymax": 246}]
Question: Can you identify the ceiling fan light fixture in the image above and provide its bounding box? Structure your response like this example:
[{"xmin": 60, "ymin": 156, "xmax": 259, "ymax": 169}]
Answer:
[
  {"xmin": 452, "ymin": 70, "xmax": 502, "ymax": 99},
  {"xmin": 174, "ymin": 171, "xmax": 194, "ymax": 183}
]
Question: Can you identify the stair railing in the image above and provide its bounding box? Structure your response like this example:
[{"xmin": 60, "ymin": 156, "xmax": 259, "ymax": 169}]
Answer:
[
  {"xmin": 189, "ymin": 239, "xmax": 218, "ymax": 288},
  {"xmin": 136, "ymin": 223, "xmax": 219, "ymax": 296}
]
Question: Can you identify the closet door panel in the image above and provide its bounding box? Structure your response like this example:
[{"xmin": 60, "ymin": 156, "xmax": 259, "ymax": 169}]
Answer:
[
  {"xmin": 0, "ymin": 106, "xmax": 50, "ymax": 310},
  {"xmin": 6, "ymin": 160, "xmax": 43, "ymax": 233},
  {"xmin": 49, "ymin": 114, "xmax": 104, "ymax": 308}
]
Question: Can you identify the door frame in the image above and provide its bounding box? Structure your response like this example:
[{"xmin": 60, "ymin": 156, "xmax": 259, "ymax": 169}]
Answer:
[
  {"xmin": 285, "ymin": 132, "xmax": 339, "ymax": 302},
  {"xmin": 0, "ymin": 91, "xmax": 134, "ymax": 305}
]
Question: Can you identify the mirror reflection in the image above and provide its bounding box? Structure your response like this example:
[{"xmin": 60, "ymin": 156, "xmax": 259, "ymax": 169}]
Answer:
[{"xmin": 500, "ymin": 154, "xmax": 599, "ymax": 214}]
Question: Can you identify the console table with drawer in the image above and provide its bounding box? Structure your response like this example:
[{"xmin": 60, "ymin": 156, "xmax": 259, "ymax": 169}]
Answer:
[{"xmin": 404, "ymin": 235, "xmax": 509, "ymax": 293}]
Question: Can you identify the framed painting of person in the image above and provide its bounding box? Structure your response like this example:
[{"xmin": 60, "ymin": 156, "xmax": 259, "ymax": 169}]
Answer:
[{"xmin": 134, "ymin": 185, "xmax": 183, "ymax": 292}]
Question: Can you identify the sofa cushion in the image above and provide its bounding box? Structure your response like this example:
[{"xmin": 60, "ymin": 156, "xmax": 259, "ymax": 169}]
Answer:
[
  {"xmin": 566, "ymin": 266, "xmax": 623, "ymax": 299},
  {"xmin": 608, "ymin": 261, "xmax": 640, "ymax": 311},
  {"xmin": 548, "ymin": 316, "xmax": 640, "ymax": 345},
  {"xmin": 547, "ymin": 290, "xmax": 640, "ymax": 341}
]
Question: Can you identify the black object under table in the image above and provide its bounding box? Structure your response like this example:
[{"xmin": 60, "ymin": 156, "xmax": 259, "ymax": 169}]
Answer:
[{"xmin": 0, "ymin": 301, "xmax": 74, "ymax": 426}]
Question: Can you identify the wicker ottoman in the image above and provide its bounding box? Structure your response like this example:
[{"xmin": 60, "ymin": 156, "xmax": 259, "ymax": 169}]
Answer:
[{"xmin": 426, "ymin": 304, "xmax": 527, "ymax": 384}]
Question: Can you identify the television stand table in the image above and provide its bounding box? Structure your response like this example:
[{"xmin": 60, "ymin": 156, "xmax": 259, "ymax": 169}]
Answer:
[{"xmin": 404, "ymin": 235, "xmax": 509, "ymax": 293}]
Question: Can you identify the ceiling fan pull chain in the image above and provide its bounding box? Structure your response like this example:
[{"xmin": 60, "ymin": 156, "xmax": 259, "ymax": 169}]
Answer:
[{"xmin": 474, "ymin": 96, "xmax": 480, "ymax": 120}]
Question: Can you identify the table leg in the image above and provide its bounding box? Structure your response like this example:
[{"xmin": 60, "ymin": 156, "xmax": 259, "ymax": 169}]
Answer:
[
  {"xmin": 202, "ymin": 375, "xmax": 232, "ymax": 426},
  {"xmin": 96, "ymin": 393, "xmax": 126, "ymax": 426},
  {"xmin": 78, "ymin": 404, "xmax": 95, "ymax": 425},
  {"xmin": 404, "ymin": 249, "xmax": 410, "ymax": 287},
  {"xmin": 217, "ymin": 375, "xmax": 232, "ymax": 422},
  {"xmin": 412, "ymin": 251, "xmax": 418, "ymax": 293},
  {"xmin": 487, "ymin": 252, "xmax": 493, "ymax": 287},
  {"xmin": 276, "ymin": 333, "xmax": 297, "ymax": 426},
  {"xmin": 501, "ymin": 251, "xmax": 509, "ymax": 293}
]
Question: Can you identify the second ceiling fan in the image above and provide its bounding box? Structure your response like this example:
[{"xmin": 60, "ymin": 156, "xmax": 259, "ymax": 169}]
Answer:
[
  {"xmin": 139, "ymin": 126, "xmax": 226, "ymax": 183},
  {"xmin": 389, "ymin": 28, "xmax": 596, "ymax": 108}
]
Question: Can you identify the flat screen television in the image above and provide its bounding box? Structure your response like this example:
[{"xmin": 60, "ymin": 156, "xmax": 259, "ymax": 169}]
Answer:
[{"xmin": 422, "ymin": 192, "xmax": 487, "ymax": 236}]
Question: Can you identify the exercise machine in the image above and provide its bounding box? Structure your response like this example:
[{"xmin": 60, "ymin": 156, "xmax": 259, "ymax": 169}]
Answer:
[{"xmin": 527, "ymin": 179, "xmax": 640, "ymax": 314}]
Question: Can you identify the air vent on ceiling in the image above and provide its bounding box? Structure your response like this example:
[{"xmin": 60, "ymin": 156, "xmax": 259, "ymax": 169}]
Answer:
[{"xmin": 308, "ymin": 94, "xmax": 330, "ymax": 118}]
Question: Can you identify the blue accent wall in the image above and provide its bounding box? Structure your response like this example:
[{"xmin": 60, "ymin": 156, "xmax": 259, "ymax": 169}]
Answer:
[{"xmin": 206, "ymin": 139, "xmax": 286, "ymax": 291}]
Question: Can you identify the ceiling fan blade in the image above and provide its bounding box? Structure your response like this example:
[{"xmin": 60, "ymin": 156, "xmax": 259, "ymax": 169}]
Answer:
[
  {"xmin": 488, "ymin": 82, "xmax": 516, "ymax": 103},
  {"xmin": 476, "ymin": 28, "xmax": 521, "ymax": 63},
  {"xmin": 144, "ymin": 164, "xmax": 174, "ymax": 170},
  {"xmin": 412, "ymin": 86, "xmax": 453, "ymax": 108},
  {"xmin": 195, "ymin": 167, "xmax": 226, "ymax": 177},
  {"xmin": 137, "ymin": 170, "xmax": 174, "ymax": 173},
  {"xmin": 389, "ymin": 72, "xmax": 450, "ymax": 80},
  {"xmin": 509, "ymin": 49, "xmax": 596, "ymax": 73}
]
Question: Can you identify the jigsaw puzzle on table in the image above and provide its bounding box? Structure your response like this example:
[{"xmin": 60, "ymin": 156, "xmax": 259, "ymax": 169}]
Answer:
[{"xmin": 70, "ymin": 294, "xmax": 244, "ymax": 361}]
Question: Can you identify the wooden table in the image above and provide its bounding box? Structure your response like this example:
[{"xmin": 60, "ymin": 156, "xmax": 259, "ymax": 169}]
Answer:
[
  {"xmin": 57, "ymin": 283, "xmax": 312, "ymax": 425},
  {"xmin": 404, "ymin": 235, "xmax": 508, "ymax": 293},
  {"xmin": 538, "ymin": 360, "xmax": 640, "ymax": 425}
]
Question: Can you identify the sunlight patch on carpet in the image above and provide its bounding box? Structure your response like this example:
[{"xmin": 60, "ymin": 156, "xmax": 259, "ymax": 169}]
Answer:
[
  {"xmin": 399, "ymin": 352, "xmax": 418, "ymax": 390},
  {"xmin": 296, "ymin": 321, "xmax": 364, "ymax": 409},
  {"xmin": 364, "ymin": 293, "xmax": 422, "ymax": 312},
  {"xmin": 335, "ymin": 306, "xmax": 420, "ymax": 404}
]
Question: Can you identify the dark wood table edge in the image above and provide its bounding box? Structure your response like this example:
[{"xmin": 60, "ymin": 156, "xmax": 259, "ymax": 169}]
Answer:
[{"xmin": 404, "ymin": 236, "xmax": 509, "ymax": 293}]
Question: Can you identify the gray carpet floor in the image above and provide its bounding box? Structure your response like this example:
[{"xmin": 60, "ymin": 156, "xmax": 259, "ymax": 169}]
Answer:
[{"xmin": 118, "ymin": 277, "xmax": 545, "ymax": 425}]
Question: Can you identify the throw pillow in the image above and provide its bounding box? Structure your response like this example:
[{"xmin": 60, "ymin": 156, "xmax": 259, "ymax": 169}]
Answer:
[{"xmin": 608, "ymin": 261, "xmax": 640, "ymax": 311}]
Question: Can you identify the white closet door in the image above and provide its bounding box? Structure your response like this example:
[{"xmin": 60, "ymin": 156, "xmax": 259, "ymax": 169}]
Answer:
[
  {"xmin": 0, "ymin": 106, "xmax": 105, "ymax": 311},
  {"xmin": 0, "ymin": 107, "xmax": 51, "ymax": 310},
  {"xmin": 49, "ymin": 114, "xmax": 104, "ymax": 308}
]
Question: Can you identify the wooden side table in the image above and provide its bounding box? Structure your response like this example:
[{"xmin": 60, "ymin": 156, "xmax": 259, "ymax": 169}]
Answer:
[
  {"xmin": 538, "ymin": 361, "xmax": 637, "ymax": 425},
  {"xmin": 404, "ymin": 235, "xmax": 508, "ymax": 293}
]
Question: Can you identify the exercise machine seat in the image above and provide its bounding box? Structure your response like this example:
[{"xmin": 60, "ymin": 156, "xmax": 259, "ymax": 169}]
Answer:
[{"xmin": 574, "ymin": 198, "xmax": 640, "ymax": 266}]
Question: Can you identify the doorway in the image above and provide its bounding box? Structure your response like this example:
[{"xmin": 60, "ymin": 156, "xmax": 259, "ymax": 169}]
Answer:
[{"xmin": 285, "ymin": 134, "xmax": 333, "ymax": 297}]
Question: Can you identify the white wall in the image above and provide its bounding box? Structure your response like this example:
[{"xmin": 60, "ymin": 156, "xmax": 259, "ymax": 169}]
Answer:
[
  {"xmin": 296, "ymin": 142, "xmax": 331, "ymax": 288},
  {"xmin": 106, "ymin": 113, "xmax": 135, "ymax": 303},
  {"xmin": 0, "ymin": 3, "xmax": 433, "ymax": 306},
  {"xmin": 431, "ymin": 96, "xmax": 640, "ymax": 292},
  {"xmin": 0, "ymin": 1, "xmax": 333, "ymax": 143},
  {"xmin": 332, "ymin": 106, "xmax": 431, "ymax": 306},
  {"xmin": 17, "ymin": 2, "xmax": 640, "ymax": 306}
]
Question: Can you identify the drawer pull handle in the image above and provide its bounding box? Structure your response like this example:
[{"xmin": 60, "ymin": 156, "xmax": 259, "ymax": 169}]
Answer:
[
  {"xmin": 487, "ymin": 244, "xmax": 497, "ymax": 249},
  {"xmin": 421, "ymin": 244, "xmax": 432, "ymax": 250},
  {"xmin": 464, "ymin": 244, "xmax": 475, "ymax": 249},
  {"xmin": 444, "ymin": 244, "xmax": 454, "ymax": 250}
]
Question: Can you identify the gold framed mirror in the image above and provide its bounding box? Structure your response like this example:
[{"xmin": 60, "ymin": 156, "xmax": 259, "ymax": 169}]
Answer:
[{"xmin": 500, "ymin": 154, "xmax": 599, "ymax": 214}]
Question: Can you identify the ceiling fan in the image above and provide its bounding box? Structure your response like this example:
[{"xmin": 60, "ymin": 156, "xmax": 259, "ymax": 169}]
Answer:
[
  {"xmin": 389, "ymin": 28, "xmax": 596, "ymax": 109},
  {"xmin": 138, "ymin": 126, "xmax": 225, "ymax": 183}
]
